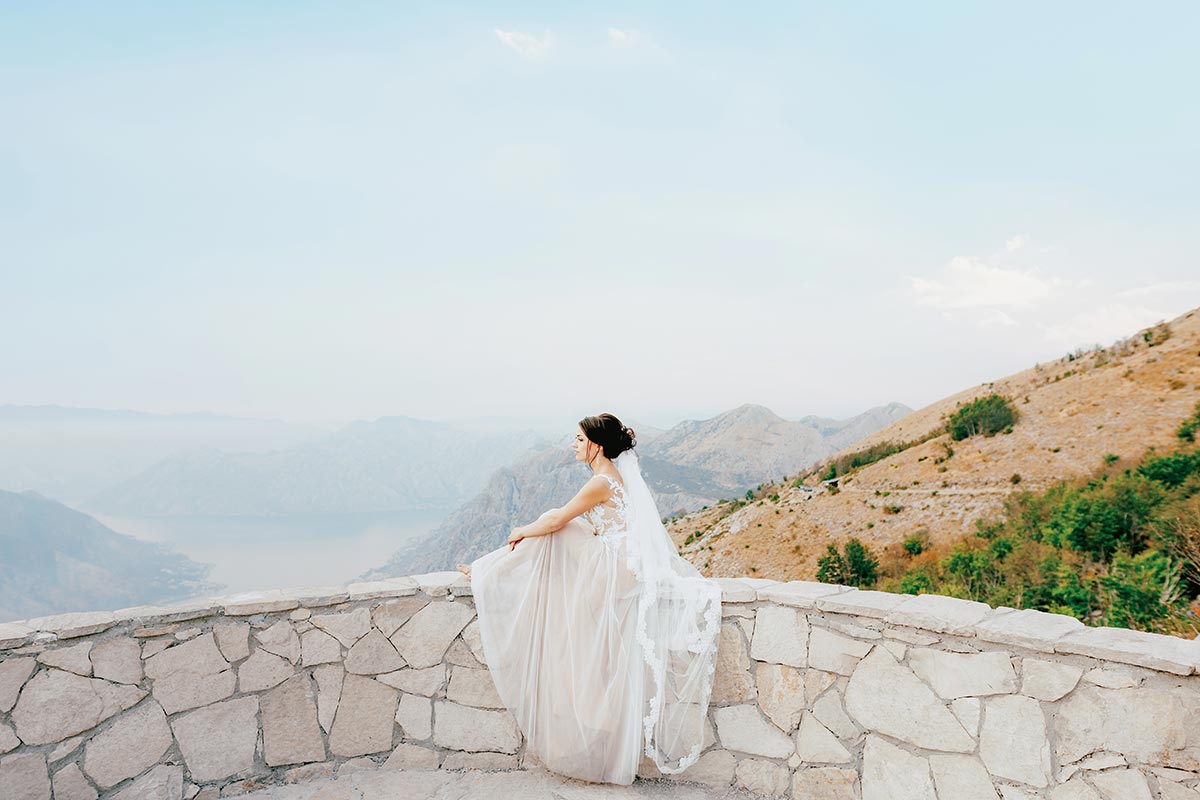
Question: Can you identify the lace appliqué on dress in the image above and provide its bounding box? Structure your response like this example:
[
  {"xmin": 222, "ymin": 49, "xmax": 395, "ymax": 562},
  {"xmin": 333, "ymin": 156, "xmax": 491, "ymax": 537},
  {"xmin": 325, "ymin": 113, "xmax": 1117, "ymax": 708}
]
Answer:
[{"xmin": 582, "ymin": 474, "xmax": 629, "ymax": 556}]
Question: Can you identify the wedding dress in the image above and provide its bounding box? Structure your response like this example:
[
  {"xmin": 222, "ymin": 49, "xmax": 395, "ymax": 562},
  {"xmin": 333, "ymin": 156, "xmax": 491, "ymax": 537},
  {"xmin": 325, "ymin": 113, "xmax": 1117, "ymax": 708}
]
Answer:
[{"xmin": 469, "ymin": 449, "xmax": 723, "ymax": 785}]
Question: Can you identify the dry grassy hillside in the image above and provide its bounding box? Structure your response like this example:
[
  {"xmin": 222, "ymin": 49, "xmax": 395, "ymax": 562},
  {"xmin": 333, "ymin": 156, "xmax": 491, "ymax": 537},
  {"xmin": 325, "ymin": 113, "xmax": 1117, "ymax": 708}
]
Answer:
[{"xmin": 670, "ymin": 307, "xmax": 1200, "ymax": 580}]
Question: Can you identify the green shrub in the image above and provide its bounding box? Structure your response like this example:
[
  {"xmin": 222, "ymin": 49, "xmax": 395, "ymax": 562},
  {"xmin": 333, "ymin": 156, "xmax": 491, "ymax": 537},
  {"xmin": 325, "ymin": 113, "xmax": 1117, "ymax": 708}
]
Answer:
[
  {"xmin": 903, "ymin": 531, "xmax": 929, "ymax": 555},
  {"xmin": 816, "ymin": 538, "xmax": 879, "ymax": 587},
  {"xmin": 1137, "ymin": 451, "xmax": 1200, "ymax": 488},
  {"xmin": 1177, "ymin": 401, "xmax": 1200, "ymax": 442},
  {"xmin": 948, "ymin": 394, "xmax": 1018, "ymax": 440}
]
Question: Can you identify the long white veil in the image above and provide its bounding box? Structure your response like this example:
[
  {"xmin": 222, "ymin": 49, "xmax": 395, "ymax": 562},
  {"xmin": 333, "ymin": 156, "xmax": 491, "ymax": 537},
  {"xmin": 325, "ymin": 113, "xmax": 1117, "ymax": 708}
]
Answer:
[{"xmin": 613, "ymin": 448, "xmax": 722, "ymax": 774}]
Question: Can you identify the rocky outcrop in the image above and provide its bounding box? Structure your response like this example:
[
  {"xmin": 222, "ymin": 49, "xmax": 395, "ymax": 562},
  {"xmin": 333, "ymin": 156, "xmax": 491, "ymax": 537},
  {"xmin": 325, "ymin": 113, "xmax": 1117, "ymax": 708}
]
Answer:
[{"xmin": 0, "ymin": 574, "xmax": 1197, "ymax": 799}]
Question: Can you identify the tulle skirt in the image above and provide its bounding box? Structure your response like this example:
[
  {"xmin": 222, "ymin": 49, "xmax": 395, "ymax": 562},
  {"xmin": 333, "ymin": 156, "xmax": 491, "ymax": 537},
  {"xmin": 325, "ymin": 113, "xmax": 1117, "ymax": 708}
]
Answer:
[{"xmin": 469, "ymin": 512, "xmax": 645, "ymax": 785}]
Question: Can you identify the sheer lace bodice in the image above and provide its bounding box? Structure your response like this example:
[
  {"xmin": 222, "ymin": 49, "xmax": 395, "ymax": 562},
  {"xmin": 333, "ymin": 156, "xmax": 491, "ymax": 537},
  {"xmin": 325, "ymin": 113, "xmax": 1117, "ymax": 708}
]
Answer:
[{"xmin": 582, "ymin": 474, "xmax": 629, "ymax": 554}]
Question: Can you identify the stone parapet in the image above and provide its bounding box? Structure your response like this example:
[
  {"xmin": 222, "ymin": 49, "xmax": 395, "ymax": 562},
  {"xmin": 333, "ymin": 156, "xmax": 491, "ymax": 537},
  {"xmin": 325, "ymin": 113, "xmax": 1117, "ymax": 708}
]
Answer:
[{"xmin": 1, "ymin": 573, "xmax": 1198, "ymax": 799}]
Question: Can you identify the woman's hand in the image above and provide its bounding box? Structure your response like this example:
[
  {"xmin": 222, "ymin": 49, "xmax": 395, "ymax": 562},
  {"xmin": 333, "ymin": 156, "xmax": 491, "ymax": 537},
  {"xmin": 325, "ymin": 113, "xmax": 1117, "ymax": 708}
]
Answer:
[{"xmin": 507, "ymin": 527, "xmax": 527, "ymax": 551}]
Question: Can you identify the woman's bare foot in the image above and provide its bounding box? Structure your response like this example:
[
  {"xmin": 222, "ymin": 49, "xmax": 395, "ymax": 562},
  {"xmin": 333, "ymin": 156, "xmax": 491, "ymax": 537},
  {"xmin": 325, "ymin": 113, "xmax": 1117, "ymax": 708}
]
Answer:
[{"xmin": 456, "ymin": 563, "xmax": 472, "ymax": 579}]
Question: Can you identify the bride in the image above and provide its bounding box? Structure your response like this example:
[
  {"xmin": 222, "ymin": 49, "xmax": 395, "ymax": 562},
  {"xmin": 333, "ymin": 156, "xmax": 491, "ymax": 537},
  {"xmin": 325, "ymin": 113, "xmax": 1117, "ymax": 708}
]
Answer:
[{"xmin": 456, "ymin": 413, "xmax": 723, "ymax": 785}]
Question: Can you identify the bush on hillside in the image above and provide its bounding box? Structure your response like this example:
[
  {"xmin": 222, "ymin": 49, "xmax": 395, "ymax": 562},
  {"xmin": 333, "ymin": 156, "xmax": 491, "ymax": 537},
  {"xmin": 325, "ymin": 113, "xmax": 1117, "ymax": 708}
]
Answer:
[
  {"xmin": 1177, "ymin": 401, "xmax": 1200, "ymax": 443},
  {"xmin": 947, "ymin": 393, "xmax": 1018, "ymax": 440},
  {"xmin": 816, "ymin": 537, "xmax": 879, "ymax": 587}
]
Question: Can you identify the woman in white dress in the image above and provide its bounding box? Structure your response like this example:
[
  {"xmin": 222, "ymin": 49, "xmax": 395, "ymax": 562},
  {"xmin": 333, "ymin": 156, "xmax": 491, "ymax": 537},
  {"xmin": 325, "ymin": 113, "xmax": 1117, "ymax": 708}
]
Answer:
[{"xmin": 456, "ymin": 413, "xmax": 723, "ymax": 785}]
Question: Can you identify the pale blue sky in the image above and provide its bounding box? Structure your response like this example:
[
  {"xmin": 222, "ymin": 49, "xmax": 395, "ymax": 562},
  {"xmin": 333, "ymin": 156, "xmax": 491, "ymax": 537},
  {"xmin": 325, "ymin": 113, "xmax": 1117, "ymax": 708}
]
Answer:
[{"xmin": 3, "ymin": 3, "xmax": 1198, "ymax": 431}]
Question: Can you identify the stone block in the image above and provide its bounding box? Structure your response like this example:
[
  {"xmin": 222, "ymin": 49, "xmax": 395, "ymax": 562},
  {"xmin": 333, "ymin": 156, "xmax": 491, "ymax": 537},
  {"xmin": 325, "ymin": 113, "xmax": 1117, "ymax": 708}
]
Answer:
[
  {"xmin": 110, "ymin": 765, "xmax": 182, "ymax": 800},
  {"xmin": 0, "ymin": 752, "xmax": 51, "ymax": 800},
  {"xmin": 749, "ymin": 605, "xmax": 808, "ymax": 668},
  {"xmin": 446, "ymin": 666, "xmax": 503, "ymax": 708},
  {"xmin": 734, "ymin": 757, "xmax": 790, "ymax": 796},
  {"xmin": 908, "ymin": 648, "xmax": 1018, "ymax": 698},
  {"xmin": 372, "ymin": 598, "xmax": 430, "ymax": 637},
  {"xmin": 237, "ymin": 649, "xmax": 294, "ymax": 693},
  {"xmin": 861, "ymin": 735, "xmax": 936, "ymax": 800},
  {"xmin": 37, "ymin": 641, "xmax": 93, "ymax": 676},
  {"xmin": 376, "ymin": 664, "xmax": 446, "ymax": 696},
  {"xmin": 255, "ymin": 620, "xmax": 300, "ymax": 664},
  {"xmin": 808, "ymin": 627, "xmax": 872, "ymax": 676},
  {"xmin": 713, "ymin": 623, "xmax": 756, "ymax": 704},
  {"xmin": 382, "ymin": 743, "xmax": 440, "ymax": 769},
  {"xmin": 795, "ymin": 712, "xmax": 851, "ymax": 763},
  {"xmin": 756, "ymin": 662, "xmax": 804, "ymax": 732},
  {"xmin": 300, "ymin": 628, "xmax": 342, "ymax": 667},
  {"xmin": 311, "ymin": 608, "xmax": 373, "ymax": 648},
  {"xmin": 791, "ymin": 766, "xmax": 857, "ymax": 800},
  {"xmin": 712, "ymin": 704, "xmax": 794, "ymax": 758},
  {"xmin": 1056, "ymin": 626, "xmax": 1200, "ymax": 675},
  {"xmin": 89, "ymin": 638, "xmax": 142, "ymax": 684},
  {"xmin": 396, "ymin": 693, "xmax": 433, "ymax": 740},
  {"xmin": 0, "ymin": 657, "xmax": 36, "ymax": 712},
  {"xmin": 928, "ymin": 754, "xmax": 999, "ymax": 800},
  {"xmin": 170, "ymin": 696, "xmax": 260, "ymax": 782},
  {"xmin": 345, "ymin": 629, "xmax": 405, "ymax": 675},
  {"xmin": 10, "ymin": 669, "xmax": 146, "ymax": 746},
  {"xmin": 328, "ymin": 673, "xmax": 399, "ymax": 757},
  {"xmin": 22, "ymin": 611, "xmax": 115, "ymax": 639},
  {"xmin": 212, "ymin": 622, "xmax": 250, "ymax": 663},
  {"xmin": 51, "ymin": 763, "xmax": 96, "ymax": 800},
  {"xmin": 885, "ymin": 593, "xmax": 993, "ymax": 635},
  {"xmin": 261, "ymin": 674, "xmax": 325, "ymax": 767},
  {"xmin": 980, "ymin": 695, "xmax": 1051, "ymax": 787},
  {"xmin": 844, "ymin": 647, "xmax": 973, "ymax": 753},
  {"xmin": 665, "ymin": 749, "xmax": 735, "ymax": 789},
  {"xmin": 432, "ymin": 700, "xmax": 520, "ymax": 754},
  {"xmin": 1020, "ymin": 658, "xmax": 1082, "ymax": 701},
  {"xmin": 815, "ymin": 589, "xmax": 907, "ymax": 619},
  {"xmin": 756, "ymin": 580, "xmax": 850, "ymax": 609},
  {"xmin": 975, "ymin": 608, "xmax": 1084, "ymax": 653},
  {"xmin": 81, "ymin": 699, "xmax": 173, "ymax": 789},
  {"xmin": 390, "ymin": 601, "xmax": 476, "ymax": 669},
  {"xmin": 714, "ymin": 578, "xmax": 758, "ymax": 603}
]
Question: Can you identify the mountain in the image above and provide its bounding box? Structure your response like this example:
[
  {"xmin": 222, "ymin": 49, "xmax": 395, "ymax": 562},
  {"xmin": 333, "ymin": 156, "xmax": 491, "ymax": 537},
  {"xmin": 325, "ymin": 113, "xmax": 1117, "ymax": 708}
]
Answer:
[
  {"xmin": 85, "ymin": 416, "xmax": 548, "ymax": 516},
  {"xmin": 668, "ymin": 307, "xmax": 1200, "ymax": 581},
  {"xmin": 0, "ymin": 489, "xmax": 219, "ymax": 622},
  {"xmin": 0, "ymin": 404, "xmax": 325, "ymax": 507},
  {"xmin": 361, "ymin": 403, "xmax": 911, "ymax": 577}
]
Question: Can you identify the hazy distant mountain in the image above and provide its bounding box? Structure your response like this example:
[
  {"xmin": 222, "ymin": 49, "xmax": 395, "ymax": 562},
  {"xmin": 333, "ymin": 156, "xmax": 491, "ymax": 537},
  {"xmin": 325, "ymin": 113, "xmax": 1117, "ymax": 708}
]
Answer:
[
  {"xmin": 0, "ymin": 404, "xmax": 326, "ymax": 506},
  {"xmin": 0, "ymin": 489, "xmax": 219, "ymax": 622},
  {"xmin": 85, "ymin": 416, "xmax": 549, "ymax": 516},
  {"xmin": 362, "ymin": 402, "xmax": 911, "ymax": 577}
]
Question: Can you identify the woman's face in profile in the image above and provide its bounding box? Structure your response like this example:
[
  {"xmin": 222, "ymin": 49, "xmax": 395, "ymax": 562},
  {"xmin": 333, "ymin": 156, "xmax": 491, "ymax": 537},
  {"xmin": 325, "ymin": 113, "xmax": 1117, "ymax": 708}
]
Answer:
[{"xmin": 573, "ymin": 426, "xmax": 593, "ymax": 463}]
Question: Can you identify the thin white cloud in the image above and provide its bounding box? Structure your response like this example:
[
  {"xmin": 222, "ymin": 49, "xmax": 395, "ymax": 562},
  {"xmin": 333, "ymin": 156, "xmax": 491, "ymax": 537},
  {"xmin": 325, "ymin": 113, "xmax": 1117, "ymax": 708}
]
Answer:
[
  {"xmin": 495, "ymin": 29, "xmax": 552, "ymax": 59},
  {"xmin": 1115, "ymin": 280, "xmax": 1200, "ymax": 299},
  {"xmin": 608, "ymin": 27, "xmax": 638, "ymax": 48},
  {"xmin": 1004, "ymin": 233, "xmax": 1028, "ymax": 252},
  {"xmin": 907, "ymin": 256, "xmax": 1058, "ymax": 310}
]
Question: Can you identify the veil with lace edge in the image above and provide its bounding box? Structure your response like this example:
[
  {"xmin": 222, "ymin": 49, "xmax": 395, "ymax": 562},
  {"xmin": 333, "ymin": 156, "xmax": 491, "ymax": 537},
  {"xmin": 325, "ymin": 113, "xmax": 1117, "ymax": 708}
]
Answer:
[{"xmin": 614, "ymin": 448, "xmax": 722, "ymax": 774}]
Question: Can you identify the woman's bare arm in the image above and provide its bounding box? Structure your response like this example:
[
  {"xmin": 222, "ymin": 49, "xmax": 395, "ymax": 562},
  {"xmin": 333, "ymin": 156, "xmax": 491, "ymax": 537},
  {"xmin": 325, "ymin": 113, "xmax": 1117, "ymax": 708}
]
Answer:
[{"xmin": 514, "ymin": 476, "xmax": 612, "ymax": 540}]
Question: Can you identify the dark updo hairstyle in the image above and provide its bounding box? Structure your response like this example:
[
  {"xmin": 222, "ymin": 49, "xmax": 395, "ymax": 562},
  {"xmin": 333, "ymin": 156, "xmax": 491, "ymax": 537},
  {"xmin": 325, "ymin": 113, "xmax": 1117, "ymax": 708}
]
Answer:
[{"xmin": 579, "ymin": 413, "xmax": 637, "ymax": 462}]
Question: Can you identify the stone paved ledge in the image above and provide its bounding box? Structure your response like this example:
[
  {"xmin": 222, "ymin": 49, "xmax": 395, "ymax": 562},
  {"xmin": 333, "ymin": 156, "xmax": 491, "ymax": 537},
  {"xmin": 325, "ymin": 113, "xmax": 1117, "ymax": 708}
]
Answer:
[
  {"xmin": 2, "ymin": 572, "xmax": 1199, "ymax": 800},
  {"xmin": 236, "ymin": 764, "xmax": 761, "ymax": 799}
]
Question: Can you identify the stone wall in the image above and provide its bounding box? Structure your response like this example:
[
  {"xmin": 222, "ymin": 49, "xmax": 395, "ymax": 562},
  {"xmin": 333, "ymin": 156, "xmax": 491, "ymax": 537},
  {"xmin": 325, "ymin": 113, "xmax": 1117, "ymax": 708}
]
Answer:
[{"xmin": 1, "ymin": 573, "xmax": 1198, "ymax": 800}]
